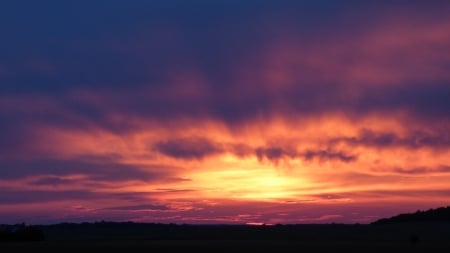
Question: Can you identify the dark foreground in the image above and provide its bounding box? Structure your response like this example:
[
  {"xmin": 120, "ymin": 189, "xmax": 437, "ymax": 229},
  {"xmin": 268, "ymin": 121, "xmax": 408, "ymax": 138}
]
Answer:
[
  {"xmin": 2, "ymin": 240, "xmax": 450, "ymax": 253},
  {"xmin": 2, "ymin": 222, "xmax": 450, "ymax": 252}
]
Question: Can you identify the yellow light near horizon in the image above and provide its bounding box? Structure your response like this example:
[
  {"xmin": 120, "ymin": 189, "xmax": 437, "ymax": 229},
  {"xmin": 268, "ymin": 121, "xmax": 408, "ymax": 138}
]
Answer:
[{"xmin": 186, "ymin": 155, "xmax": 309, "ymax": 201}]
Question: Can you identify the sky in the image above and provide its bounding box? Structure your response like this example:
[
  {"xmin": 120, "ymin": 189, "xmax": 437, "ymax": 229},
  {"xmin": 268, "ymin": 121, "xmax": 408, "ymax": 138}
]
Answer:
[{"xmin": 0, "ymin": 0, "xmax": 449, "ymax": 225}]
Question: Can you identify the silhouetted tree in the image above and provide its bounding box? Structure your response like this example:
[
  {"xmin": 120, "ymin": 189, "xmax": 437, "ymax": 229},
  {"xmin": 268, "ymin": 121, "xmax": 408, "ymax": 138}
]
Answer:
[{"xmin": 372, "ymin": 206, "xmax": 450, "ymax": 224}]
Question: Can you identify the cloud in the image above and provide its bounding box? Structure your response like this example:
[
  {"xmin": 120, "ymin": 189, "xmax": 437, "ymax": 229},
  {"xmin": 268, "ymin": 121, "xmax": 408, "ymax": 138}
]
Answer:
[
  {"xmin": 350, "ymin": 189, "xmax": 450, "ymax": 199},
  {"xmin": 302, "ymin": 150, "xmax": 357, "ymax": 163},
  {"xmin": 153, "ymin": 138, "xmax": 357, "ymax": 164},
  {"xmin": 312, "ymin": 194, "xmax": 350, "ymax": 201},
  {"xmin": 30, "ymin": 176, "xmax": 74, "ymax": 186},
  {"xmin": 0, "ymin": 122, "xmax": 34, "ymax": 159},
  {"xmin": 255, "ymin": 147, "xmax": 295, "ymax": 162},
  {"xmin": 0, "ymin": 190, "xmax": 97, "ymax": 204},
  {"xmin": 385, "ymin": 166, "xmax": 450, "ymax": 175},
  {"xmin": 103, "ymin": 204, "xmax": 170, "ymax": 211},
  {"xmin": 153, "ymin": 137, "xmax": 224, "ymax": 160},
  {"xmin": 0, "ymin": 158, "xmax": 170, "ymax": 182},
  {"xmin": 0, "ymin": 2, "xmax": 449, "ymax": 128},
  {"xmin": 335, "ymin": 129, "xmax": 450, "ymax": 149},
  {"xmin": 355, "ymin": 84, "xmax": 450, "ymax": 118},
  {"xmin": 255, "ymin": 146, "xmax": 356, "ymax": 163}
]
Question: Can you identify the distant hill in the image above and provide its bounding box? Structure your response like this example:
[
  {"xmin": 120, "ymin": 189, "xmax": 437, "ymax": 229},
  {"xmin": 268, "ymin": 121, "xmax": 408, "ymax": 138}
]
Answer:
[{"xmin": 373, "ymin": 206, "xmax": 450, "ymax": 224}]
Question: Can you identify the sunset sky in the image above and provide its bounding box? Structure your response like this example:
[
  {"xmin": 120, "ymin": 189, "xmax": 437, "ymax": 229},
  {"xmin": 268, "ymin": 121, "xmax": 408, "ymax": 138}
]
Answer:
[{"xmin": 1, "ymin": 0, "xmax": 449, "ymax": 225}]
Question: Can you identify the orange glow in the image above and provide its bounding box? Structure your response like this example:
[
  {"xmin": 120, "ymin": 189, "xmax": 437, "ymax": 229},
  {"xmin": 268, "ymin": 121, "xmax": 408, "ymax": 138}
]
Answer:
[{"xmin": 18, "ymin": 114, "xmax": 448, "ymax": 212}]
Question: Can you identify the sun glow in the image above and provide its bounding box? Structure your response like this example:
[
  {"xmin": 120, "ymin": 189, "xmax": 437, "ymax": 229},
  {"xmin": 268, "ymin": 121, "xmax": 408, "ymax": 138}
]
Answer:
[{"xmin": 186, "ymin": 155, "xmax": 309, "ymax": 201}]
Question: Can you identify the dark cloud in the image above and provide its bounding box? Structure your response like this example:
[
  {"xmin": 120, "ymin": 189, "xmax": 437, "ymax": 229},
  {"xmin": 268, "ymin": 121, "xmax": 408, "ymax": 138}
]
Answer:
[
  {"xmin": 0, "ymin": 122, "xmax": 34, "ymax": 158},
  {"xmin": 154, "ymin": 138, "xmax": 356, "ymax": 163},
  {"xmin": 389, "ymin": 166, "xmax": 450, "ymax": 175},
  {"xmin": 154, "ymin": 137, "xmax": 223, "ymax": 160},
  {"xmin": 108, "ymin": 192, "xmax": 166, "ymax": 203},
  {"xmin": 352, "ymin": 189, "xmax": 450, "ymax": 199},
  {"xmin": 103, "ymin": 204, "xmax": 170, "ymax": 211},
  {"xmin": 0, "ymin": 190, "xmax": 97, "ymax": 204},
  {"xmin": 155, "ymin": 188, "xmax": 193, "ymax": 192},
  {"xmin": 2, "ymin": 73, "xmax": 448, "ymax": 142},
  {"xmin": 0, "ymin": 158, "xmax": 169, "ymax": 182},
  {"xmin": 0, "ymin": 189, "xmax": 171, "ymax": 206},
  {"xmin": 1, "ymin": 1, "xmax": 328, "ymax": 94},
  {"xmin": 335, "ymin": 129, "xmax": 450, "ymax": 149},
  {"xmin": 302, "ymin": 150, "xmax": 357, "ymax": 163},
  {"xmin": 356, "ymin": 84, "xmax": 450, "ymax": 118},
  {"xmin": 30, "ymin": 176, "xmax": 74, "ymax": 186},
  {"xmin": 0, "ymin": 0, "xmax": 448, "ymax": 143},
  {"xmin": 255, "ymin": 146, "xmax": 356, "ymax": 163},
  {"xmin": 255, "ymin": 147, "xmax": 296, "ymax": 162},
  {"xmin": 431, "ymin": 166, "xmax": 450, "ymax": 173},
  {"xmin": 392, "ymin": 167, "xmax": 429, "ymax": 175},
  {"xmin": 229, "ymin": 144, "xmax": 255, "ymax": 158}
]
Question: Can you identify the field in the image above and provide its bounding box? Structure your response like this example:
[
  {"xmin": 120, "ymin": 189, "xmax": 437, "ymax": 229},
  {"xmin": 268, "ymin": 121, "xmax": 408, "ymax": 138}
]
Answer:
[
  {"xmin": 1, "ymin": 223, "xmax": 450, "ymax": 252},
  {"xmin": 2, "ymin": 239, "xmax": 450, "ymax": 253}
]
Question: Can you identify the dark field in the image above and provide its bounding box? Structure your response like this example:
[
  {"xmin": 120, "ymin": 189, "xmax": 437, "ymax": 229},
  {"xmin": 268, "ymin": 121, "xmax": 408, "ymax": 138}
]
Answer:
[
  {"xmin": 3, "ymin": 240, "xmax": 450, "ymax": 253},
  {"xmin": 2, "ymin": 223, "xmax": 450, "ymax": 252}
]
